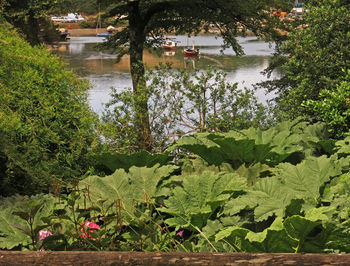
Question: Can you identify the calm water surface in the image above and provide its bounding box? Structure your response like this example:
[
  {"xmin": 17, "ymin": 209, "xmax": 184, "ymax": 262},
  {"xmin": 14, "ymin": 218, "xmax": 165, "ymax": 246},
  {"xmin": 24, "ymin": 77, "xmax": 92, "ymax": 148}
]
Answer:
[{"xmin": 54, "ymin": 35, "xmax": 279, "ymax": 114}]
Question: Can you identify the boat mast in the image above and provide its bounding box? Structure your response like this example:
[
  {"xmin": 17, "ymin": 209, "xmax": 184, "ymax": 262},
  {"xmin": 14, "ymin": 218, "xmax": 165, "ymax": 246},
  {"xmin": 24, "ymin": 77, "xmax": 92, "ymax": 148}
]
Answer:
[{"xmin": 96, "ymin": 4, "xmax": 101, "ymax": 35}]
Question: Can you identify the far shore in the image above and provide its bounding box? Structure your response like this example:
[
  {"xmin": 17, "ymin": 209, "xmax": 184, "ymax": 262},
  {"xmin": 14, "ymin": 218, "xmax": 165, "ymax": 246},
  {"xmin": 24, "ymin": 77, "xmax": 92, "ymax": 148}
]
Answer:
[
  {"xmin": 68, "ymin": 28, "xmax": 108, "ymax": 36},
  {"xmin": 67, "ymin": 28, "xmax": 257, "ymax": 38}
]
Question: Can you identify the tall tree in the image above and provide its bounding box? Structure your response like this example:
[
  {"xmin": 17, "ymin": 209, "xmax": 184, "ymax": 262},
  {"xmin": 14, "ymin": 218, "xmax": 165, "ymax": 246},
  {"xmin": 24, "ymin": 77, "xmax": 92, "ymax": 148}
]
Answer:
[
  {"xmin": 101, "ymin": 0, "xmax": 290, "ymax": 150},
  {"xmin": 0, "ymin": 0, "xmax": 66, "ymax": 45},
  {"xmin": 260, "ymin": 0, "xmax": 350, "ymax": 138}
]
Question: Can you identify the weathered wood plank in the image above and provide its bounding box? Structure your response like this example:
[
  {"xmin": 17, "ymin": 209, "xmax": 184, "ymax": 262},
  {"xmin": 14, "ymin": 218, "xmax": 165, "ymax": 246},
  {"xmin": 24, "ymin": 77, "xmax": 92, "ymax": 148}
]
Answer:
[{"xmin": 1, "ymin": 252, "xmax": 350, "ymax": 265}]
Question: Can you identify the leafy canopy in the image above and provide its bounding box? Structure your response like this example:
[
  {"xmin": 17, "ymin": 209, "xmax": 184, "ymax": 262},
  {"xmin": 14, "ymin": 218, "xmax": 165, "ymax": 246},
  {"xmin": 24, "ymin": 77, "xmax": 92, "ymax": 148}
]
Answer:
[
  {"xmin": 261, "ymin": 0, "xmax": 350, "ymax": 138},
  {"xmin": 0, "ymin": 25, "xmax": 98, "ymax": 195},
  {"xmin": 102, "ymin": 0, "xmax": 290, "ymax": 58}
]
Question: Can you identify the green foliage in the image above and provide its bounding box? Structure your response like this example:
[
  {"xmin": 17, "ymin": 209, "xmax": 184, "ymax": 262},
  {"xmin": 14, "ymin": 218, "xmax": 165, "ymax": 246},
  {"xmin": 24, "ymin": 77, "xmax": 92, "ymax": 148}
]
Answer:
[
  {"xmin": 263, "ymin": 0, "xmax": 350, "ymax": 138},
  {"xmin": 303, "ymin": 73, "xmax": 350, "ymax": 138},
  {"xmin": 335, "ymin": 135, "xmax": 350, "ymax": 156},
  {"xmin": 0, "ymin": 25, "xmax": 98, "ymax": 195},
  {"xmin": 98, "ymin": 0, "xmax": 288, "ymax": 150},
  {"xmin": 170, "ymin": 119, "xmax": 331, "ymax": 169},
  {"xmin": 162, "ymin": 171, "xmax": 246, "ymax": 230},
  {"xmin": 78, "ymin": 164, "xmax": 178, "ymax": 220},
  {"xmin": 0, "ymin": 194, "xmax": 55, "ymax": 250},
  {"xmin": 1, "ymin": 120, "xmax": 350, "ymax": 252},
  {"xmin": 100, "ymin": 67, "xmax": 272, "ymax": 152},
  {"xmin": 94, "ymin": 151, "xmax": 173, "ymax": 173},
  {"xmin": 0, "ymin": 0, "xmax": 66, "ymax": 45},
  {"xmin": 214, "ymin": 214, "xmax": 339, "ymax": 253},
  {"xmin": 223, "ymin": 156, "xmax": 341, "ymax": 222}
]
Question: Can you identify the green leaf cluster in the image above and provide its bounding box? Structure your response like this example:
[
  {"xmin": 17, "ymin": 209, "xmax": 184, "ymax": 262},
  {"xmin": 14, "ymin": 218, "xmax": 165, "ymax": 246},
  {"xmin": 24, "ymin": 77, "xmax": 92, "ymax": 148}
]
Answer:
[
  {"xmin": 0, "ymin": 120, "xmax": 349, "ymax": 252},
  {"xmin": 0, "ymin": 25, "xmax": 98, "ymax": 195},
  {"xmin": 262, "ymin": 0, "xmax": 350, "ymax": 138},
  {"xmin": 100, "ymin": 67, "xmax": 272, "ymax": 152}
]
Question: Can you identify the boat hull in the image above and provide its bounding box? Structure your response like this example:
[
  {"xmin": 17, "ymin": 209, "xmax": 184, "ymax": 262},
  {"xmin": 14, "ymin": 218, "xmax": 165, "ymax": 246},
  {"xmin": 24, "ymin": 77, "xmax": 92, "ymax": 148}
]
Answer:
[
  {"xmin": 97, "ymin": 33, "xmax": 113, "ymax": 37},
  {"xmin": 183, "ymin": 49, "xmax": 199, "ymax": 56},
  {"xmin": 162, "ymin": 45, "xmax": 177, "ymax": 50}
]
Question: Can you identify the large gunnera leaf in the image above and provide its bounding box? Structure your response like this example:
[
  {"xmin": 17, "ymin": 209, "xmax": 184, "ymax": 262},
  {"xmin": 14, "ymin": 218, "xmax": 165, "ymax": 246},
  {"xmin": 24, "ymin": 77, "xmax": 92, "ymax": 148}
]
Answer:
[
  {"xmin": 275, "ymin": 156, "xmax": 341, "ymax": 207},
  {"xmin": 224, "ymin": 177, "xmax": 294, "ymax": 221},
  {"xmin": 171, "ymin": 120, "xmax": 309, "ymax": 168},
  {"xmin": 94, "ymin": 151, "xmax": 172, "ymax": 173},
  {"xmin": 78, "ymin": 164, "xmax": 177, "ymax": 217},
  {"xmin": 161, "ymin": 171, "xmax": 246, "ymax": 229},
  {"xmin": 283, "ymin": 215, "xmax": 325, "ymax": 253},
  {"xmin": 0, "ymin": 208, "xmax": 31, "ymax": 249},
  {"xmin": 224, "ymin": 156, "xmax": 341, "ymax": 221},
  {"xmin": 214, "ymin": 219, "xmax": 295, "ymax": 253},
  {"xmin": 214, "ymin": 214, "xmax": 336, "ymax": 253},
  {"xmin": 323, "ymin": 173, "xmax": 350, "ymax": 221},
  {"xmin": 0, "ymin": 194, "xmax": 55, "ymax": 249},
  {"xmin": 335, "ymin": 135, "xmax": 350, "ymax": 155},
  {"xmin": 169, "ymin": 133, "xmax": 229, "ymax": 166}
]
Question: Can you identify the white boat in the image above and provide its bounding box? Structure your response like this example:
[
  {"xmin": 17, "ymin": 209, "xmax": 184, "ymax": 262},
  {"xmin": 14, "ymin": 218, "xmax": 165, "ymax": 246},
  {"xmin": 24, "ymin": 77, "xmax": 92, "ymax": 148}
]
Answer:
[{"xmin": 162, "ymin": 37, "xmax": 178, "ymax": 50}]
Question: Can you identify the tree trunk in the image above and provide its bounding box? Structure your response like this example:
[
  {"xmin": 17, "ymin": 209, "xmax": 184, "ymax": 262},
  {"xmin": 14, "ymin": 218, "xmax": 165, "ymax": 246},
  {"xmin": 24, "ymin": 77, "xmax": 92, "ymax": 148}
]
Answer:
[
  {"xmin": 13, "ymin": 11, "xmax": 42, "ymax": 46},
  {"xmin": 128, "ymin": 1, "xmax": 153, "ymax": 151}
]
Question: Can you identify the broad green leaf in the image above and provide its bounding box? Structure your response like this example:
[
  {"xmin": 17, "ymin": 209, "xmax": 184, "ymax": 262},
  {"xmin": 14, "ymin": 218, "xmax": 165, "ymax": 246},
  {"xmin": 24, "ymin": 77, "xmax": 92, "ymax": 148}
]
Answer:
[
  {"xmin": 171, "ymin": 120, "xmax": 313, "ymax": 169},
  {"xmin": 299, "ymin": 122, "xmax": 335, "ymax": 155},
  {"xmin": 236, "ymin": 163, "xmax": 271, "ymax": 186},
  {"xmin": 215, "ymin": 226, "xmax": 249, "ymax": 242},
  {"xmin": 323, "ymin": 174, "xmax": 350, "ymax": 220},
  {"xmin": 0, "ymin": 209, "xmax": 31, "ymax": 249},
  {"xmin": 335, "ymin": 135, "xmax": 350, "ymax": 155},
  {"xmin": 245, "ymin": 217, "xmax": 284, "ymax": 243},
  {"xmin": 224, "ymin": 156, "xmax": 340, "ymax": 221},
  {"xmin": 170, "ymin": 133, "xmax": 228, "ymax": 166},
  {"xmin": 201, "ymin": 220, "xmax": 222, "ymax": 239},
  {"xmin": 208, "ymin": 135, "xmax": 263, "ymax": 164},
  {"xmin": 162, "ymin": 171, "xmax": 246, "ymax": 229},
  {"xmin": 94, "ymin": 151, "xmax": 172, "ymax": 172},
  {"xmin": 179, "ymin": 156, "xmax": 226, "ymax": 175},
  {"xmin": 215, "ymin": 220, "xmax": 296, "ymax": 253},
  {"xmin": 275, "ymin": 156, "xmax": 341, "ymax": 206},
  {"xmin": 224, "ymin": 177, "xmax": 293, "ymax": 221},
  {"xmin": 245, "ymin": 217, "xmax": 296, "ymax": 253},
  {"xmin": 214, "ymin": 226, "xmax": 260, "ymax": 252},
  {"xmin": 304, "ymin": 207, "xmax": 334, "ymax": 222},
  {"xmin": 79, "ymin": 164, "xmax": 177, "ymax": 217},
  {"xmin": 0, "ymin": 194, "xmax": 54, "ymax": 249},
  {"xmin": 284, "ymin": 215, "xmax": 324, "ymax": 253}
]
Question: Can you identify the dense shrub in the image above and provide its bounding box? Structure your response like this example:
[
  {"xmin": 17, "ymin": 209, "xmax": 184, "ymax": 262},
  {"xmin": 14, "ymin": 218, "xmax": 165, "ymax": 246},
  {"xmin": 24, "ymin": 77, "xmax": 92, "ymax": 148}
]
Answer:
[
  {"xmin": 0, "ymin": 25, "xmax": 98, "ymax": 195},
  {"xmin": 262, "ymin": 0, "xmax": 350, "ymax": 138}
]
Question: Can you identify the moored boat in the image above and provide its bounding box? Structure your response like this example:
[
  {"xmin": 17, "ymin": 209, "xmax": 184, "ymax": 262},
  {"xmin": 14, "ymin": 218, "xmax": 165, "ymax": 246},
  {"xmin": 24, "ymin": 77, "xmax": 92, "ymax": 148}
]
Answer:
[
  {"xmin": 162, "ymin": 36, "xmax": 178, "ymax": 50},
  {"xmin": 183, "ymin": 39, "xmax": 200, "ymax": 56},
  {"xmin": 97, "ymin": 32, "xmax": 113, "ymax": 37},
  {"xmin": 183, "ymin": 48, "xmax": 200, "ymax": 56}
]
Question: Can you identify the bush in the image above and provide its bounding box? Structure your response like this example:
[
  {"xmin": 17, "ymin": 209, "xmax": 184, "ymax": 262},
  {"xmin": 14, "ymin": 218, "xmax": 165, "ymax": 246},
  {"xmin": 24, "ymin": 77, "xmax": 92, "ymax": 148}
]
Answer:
[
  {"xmin": 263, "ymin": 0, "xmax": 350, "ymax": 138},
  {"xmin": 0, "ymin": 25, "xmax": 99, "ymax": 195},
  {"xmin": 99, "ymin": 67, "xmax": 272, "ymax": 152}
]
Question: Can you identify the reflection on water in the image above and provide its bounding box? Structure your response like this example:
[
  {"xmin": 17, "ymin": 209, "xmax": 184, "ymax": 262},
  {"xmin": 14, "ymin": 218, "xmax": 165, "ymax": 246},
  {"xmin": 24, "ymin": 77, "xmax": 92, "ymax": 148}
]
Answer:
[{"xmin": 53, "ymin": 36, "xmax": 279, "ymax": 114}]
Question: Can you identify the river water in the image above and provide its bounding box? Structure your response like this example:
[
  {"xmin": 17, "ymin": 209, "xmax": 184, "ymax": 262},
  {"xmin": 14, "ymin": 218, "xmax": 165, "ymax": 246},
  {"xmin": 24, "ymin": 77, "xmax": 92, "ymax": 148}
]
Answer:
[{"xmin": 53, "ymin": 35, "xmax": 279, "ymax": 114}]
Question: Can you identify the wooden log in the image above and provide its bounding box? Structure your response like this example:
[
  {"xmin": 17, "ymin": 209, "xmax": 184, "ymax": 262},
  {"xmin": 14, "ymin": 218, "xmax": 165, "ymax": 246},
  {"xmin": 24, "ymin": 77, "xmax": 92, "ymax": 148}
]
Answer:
[{"xmin": 1, "ymin": 252, "xmax": 350, "ymax": 265}]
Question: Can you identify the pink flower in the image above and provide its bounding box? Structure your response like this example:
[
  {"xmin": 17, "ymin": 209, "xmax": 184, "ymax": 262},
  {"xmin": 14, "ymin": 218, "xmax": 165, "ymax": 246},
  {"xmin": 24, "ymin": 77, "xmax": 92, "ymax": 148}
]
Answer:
[
  {"xmin": 176, "ymin": 230, "xmax": 184, "ymax": 236},
  {"xmin": 39, "ymin": 230, "xmax": 52, "ymax": 241},
  {"xmin": 80, "ymin": 221, "xmax": 100, "ymax": 239}
]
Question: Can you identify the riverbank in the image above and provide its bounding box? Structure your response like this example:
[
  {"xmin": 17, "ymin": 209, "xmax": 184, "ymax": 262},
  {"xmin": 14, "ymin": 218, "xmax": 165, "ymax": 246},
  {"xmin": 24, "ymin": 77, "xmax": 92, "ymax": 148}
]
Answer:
[
  {"xmin": 67, "ymin": 28, "xmax": 256, "ymax": 37},
  {"xmin": 68, "ymin": 28, "xmax": 107, "ymax": 36}
]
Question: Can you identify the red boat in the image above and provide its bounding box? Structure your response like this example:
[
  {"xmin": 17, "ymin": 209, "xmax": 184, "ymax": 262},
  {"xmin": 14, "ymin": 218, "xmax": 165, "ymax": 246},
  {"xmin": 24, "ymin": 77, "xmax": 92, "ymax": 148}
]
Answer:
[
  {"xmin": 183, "ymin": 47, "xmax": 200, "ymax": 56},
  {"xmin": 183, "ymin": 39, "xmax": 200, "ymax": 56},
  {"xmin": 162, "ymin": 37, "xmax": 178, "ymax": 50}
]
